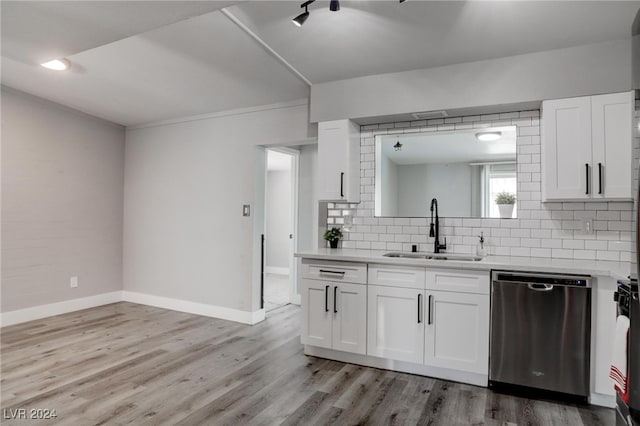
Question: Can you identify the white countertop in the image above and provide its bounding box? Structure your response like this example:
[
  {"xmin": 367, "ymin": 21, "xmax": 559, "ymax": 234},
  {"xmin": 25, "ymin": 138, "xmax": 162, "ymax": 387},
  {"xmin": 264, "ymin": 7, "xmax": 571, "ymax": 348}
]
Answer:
[{"xmin": 295, "ymin": 248, "xmax": 631, "ymax": 281}]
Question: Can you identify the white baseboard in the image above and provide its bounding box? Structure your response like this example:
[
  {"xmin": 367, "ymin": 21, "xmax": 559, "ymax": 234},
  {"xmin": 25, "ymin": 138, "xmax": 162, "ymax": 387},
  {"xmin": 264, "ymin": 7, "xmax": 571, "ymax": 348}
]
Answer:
[
  {"xmin": 1, "ymin": 291, "xmax": 266, "ymax": 328},
  {"xmin": 589, "ymin": 392, "xmax": 615, "ymax": 408},
  {"xmin": 122, "ymin": 291, "xmax": 265, "ymax": 325},
  {"xmin": 0, "ymin": 291, "xmax": 123, "ymax": 327},
  {"xmin": 264, "ymin": 266, "xmax": 289, "ymax": 275}
]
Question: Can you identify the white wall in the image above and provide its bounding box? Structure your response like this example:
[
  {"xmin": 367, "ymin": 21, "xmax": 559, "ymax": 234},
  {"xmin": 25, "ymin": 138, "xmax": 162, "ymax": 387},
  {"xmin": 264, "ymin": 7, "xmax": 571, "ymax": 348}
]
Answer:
[
  {"xmin": 1, "ymin": 87, "xmax": 125, "ymax": 313},
  {"xmin": 311, "ymin": 39, "xmax": 632, "ymax": 122},
  {"xmin": 296, "ymin": 144, "xmax": 318, "ymax": 252},
  {"xmin": 266, "ymin": 169, "xmax": 291, "ymax": 270},
  {"xmin": 123, "ymin": 102, "xmax": 314, "ymax": 313}
]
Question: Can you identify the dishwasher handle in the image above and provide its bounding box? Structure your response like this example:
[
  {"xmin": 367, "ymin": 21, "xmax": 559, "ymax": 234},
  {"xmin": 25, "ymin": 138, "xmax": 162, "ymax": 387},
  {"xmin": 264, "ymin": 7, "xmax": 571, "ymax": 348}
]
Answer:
[{"xmin": 527, "ymin": 283, "xmax": 554, "ymax": 292}]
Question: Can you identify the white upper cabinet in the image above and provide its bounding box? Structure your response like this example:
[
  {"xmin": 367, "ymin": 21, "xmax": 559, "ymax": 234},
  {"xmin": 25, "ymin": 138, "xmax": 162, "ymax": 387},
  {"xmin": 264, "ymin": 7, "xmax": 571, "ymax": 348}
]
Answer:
[
  {"xmin": 542, "ymin": 91, "xmax": 633, "ymax": 201},
  {"xmin": 318, "ymin": 119, "xmax": 361, "ymax": 202},
  {"xmin": 591, "ymin": 92, "xmax": 634, "ymax": 200}
]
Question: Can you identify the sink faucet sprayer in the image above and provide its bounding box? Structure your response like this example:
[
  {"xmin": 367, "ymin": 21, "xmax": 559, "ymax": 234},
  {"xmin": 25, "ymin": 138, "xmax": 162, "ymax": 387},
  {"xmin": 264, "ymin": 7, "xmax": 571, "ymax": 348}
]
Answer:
[{"xmin": 429, "ymin": 198, "xmax": 447, "ymax": 254}]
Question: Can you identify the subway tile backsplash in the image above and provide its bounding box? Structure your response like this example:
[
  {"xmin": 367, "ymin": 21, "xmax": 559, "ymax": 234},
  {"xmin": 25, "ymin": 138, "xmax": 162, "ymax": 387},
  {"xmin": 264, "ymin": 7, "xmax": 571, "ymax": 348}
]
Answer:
[{"xmin": 324, "ymin": 108, "xmax": 640, "ymax": 261}]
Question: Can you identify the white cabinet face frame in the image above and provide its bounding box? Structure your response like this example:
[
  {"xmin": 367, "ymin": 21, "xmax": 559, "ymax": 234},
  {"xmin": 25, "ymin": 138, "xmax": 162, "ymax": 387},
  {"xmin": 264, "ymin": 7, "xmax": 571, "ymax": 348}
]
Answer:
[
  {"xmin": 424, "ymin": 290, "xmax": 490, "ymax": 375},
  {"xmin": 367, "ymin": 285, "xmax": 425, "ymax": 364}
]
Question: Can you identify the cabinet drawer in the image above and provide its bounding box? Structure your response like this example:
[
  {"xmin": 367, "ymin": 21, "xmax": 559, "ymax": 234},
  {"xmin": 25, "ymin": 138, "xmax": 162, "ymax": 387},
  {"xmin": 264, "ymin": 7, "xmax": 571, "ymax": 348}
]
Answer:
[
  {"xmin": 302, "ymin": 259, "xmax": 367, "ymax": 284},
  {"xmin": 368, "ymin": 264, "xmax": 426, "ymax": 289},
  {"xmin": 426, "ymin": 269, "xmax": 489, "ymax": 295}
]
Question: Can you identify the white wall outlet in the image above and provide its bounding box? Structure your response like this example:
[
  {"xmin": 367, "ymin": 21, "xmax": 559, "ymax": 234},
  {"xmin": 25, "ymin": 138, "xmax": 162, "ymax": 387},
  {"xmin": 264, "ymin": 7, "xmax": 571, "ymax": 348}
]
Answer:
[
  {"xmin": 70, "ymin": 276, "xmax": 78, "ymax": 288},
  {"xmin": 581, "ymin": 219, "xmax": 594, "ymax": 234},
  {"xmin": 242, "ymin": 204, "xmax": 250, "ymax": 217}
]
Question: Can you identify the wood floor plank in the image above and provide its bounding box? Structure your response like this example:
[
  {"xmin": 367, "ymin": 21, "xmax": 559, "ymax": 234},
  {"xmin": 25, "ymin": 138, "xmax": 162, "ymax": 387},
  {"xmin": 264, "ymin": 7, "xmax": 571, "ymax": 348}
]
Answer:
[{"xmin": 1, "ymin": 302, "xmax": 615, "ymax": 425}]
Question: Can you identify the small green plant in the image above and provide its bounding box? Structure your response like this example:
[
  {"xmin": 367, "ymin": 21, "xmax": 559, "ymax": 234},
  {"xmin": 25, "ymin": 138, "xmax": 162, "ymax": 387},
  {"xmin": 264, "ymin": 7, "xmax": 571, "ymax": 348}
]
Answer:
[
  {"xmin": 495, "ymin": 192, "xmax": 516, "ymax": 205},
  {"xmin": 323, "ymin": 227, "xmax": 343, "ymax": 242}
]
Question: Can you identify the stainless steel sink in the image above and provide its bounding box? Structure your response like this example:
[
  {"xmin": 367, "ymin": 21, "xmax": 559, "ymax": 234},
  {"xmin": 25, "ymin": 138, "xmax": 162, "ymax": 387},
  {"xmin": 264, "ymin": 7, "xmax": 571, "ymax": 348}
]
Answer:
[{"xmin": 383, "ymin": 252, "xmax": 483, "ymax": 261}]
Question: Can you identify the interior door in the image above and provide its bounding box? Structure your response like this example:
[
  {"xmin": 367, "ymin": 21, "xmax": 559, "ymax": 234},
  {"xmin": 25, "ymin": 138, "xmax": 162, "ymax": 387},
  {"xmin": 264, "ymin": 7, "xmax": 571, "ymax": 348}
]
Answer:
[{"xmin": 367, "ymin": 285, "xmax": 424, "ymax": 363}]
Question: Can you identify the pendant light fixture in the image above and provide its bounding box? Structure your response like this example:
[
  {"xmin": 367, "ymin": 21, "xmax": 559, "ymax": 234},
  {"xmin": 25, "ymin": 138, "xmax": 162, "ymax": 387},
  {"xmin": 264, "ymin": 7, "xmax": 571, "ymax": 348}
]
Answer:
[{"xmin": 293, "ymin": 0, "xmax": 405, "ymax": 27}]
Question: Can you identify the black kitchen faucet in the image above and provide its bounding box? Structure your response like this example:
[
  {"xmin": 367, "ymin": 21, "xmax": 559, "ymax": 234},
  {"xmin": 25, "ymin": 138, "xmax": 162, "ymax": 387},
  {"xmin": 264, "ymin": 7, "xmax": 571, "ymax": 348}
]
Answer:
[{"xmin": 429, "ymin": 198, "xmax": 447, "ymax": 254}]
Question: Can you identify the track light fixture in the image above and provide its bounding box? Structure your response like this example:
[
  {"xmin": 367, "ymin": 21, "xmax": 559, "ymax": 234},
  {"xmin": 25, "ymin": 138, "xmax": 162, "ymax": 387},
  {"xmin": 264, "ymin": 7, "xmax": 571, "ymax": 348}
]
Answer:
[
  {"xmin": 292, "ymin": 0, "xmax": 406, "ymax": 27},
  {"xmin": 292, "ymin": 0, "xmax": 314, "ymax": 27}
]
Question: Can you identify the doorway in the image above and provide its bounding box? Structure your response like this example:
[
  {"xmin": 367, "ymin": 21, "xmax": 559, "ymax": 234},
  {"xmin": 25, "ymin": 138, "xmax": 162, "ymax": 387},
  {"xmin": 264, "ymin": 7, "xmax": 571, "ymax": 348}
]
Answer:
[{"xmin": 264, "ymin": 148, "xmax": 298, "ymax": 312}]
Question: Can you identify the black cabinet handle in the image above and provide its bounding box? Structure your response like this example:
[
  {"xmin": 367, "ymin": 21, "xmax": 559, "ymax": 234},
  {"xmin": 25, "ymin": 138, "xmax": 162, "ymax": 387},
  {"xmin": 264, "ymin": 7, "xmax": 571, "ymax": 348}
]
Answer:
[
  {"xmin": 598, "ymin": 163, "xmax": 603, "ymax": 195},
  {"xmin": 585, "ymin": 163, "xmax": 589, "ymax": 195},
  {"xmin": 333, "ymin": 286, "xmax": 338, "ymax": 313},
  {"xmin": 428, "ymin": 295, "xmax": 433, "ymax": 325},
  {"xmin": 340, "ymin": 172, "xmax": 344, "ymax": 198},
  {"xmin": 319, "ymin": 269, "xmax": 345, "ymax": 276},
  {"xmin": 417, "ymin": 293, "xmax": 422, "ymax": 323},
  {"xmin": 325, "ymin": 285, "xmax": 330, "ymax": 312}
]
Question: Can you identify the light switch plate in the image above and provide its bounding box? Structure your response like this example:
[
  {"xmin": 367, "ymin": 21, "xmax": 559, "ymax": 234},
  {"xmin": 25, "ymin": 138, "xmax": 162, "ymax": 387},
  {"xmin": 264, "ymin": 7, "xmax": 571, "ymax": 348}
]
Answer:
[{"xmin": 243, "ymin": 204, "xmax": 250, "ymax": 217}]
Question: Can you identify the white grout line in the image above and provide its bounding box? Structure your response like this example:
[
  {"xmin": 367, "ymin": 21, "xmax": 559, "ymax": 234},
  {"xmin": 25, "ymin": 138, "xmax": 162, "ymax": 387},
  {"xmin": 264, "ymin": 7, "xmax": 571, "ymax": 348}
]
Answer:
[{"xmin": 220, "ymin": 8, "xmax": 312, "ymax": 87}]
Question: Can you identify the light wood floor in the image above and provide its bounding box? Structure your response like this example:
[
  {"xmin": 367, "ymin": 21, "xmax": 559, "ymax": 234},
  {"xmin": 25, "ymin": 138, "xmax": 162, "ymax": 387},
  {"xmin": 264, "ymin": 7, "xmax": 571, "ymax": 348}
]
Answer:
[{"xmin": 1, "ymin": 302, "xmax": 613, "ymax": 425}]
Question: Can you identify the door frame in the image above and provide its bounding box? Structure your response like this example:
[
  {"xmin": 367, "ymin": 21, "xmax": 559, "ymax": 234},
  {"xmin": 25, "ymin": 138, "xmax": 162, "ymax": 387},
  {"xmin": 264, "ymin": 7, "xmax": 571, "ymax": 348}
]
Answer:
[{"xmin": 264, "ymin": 146, "xmax": 301, "ymax": 306}]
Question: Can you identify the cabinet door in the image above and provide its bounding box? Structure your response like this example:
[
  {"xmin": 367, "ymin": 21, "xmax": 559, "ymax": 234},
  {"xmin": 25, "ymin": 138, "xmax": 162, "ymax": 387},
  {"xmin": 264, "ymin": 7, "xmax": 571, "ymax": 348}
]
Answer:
[
  {"xmin": 318, "ymin": 120, "xmax": 360, "ymax": 202},
  {"xmin": 424, "ymin": 291, "xmax": 489, "ymax": 375},
  {"xmin": 542, "ymin": 97, "xmax": 592, "ymax": 200},
  {"xmin": 332, "ymin": 282, "xmax": 367, "ymax": 354},
  {"xmin": 367, "ymin": 285, "xmax": 424, "ymax": 363},
  {"xmin": 301, "ymin": 279, "xmax": 332, "ymax": 349},
  {"xmin": 591, "ymin": 91, "xmax": 633, "ymax": 200}
]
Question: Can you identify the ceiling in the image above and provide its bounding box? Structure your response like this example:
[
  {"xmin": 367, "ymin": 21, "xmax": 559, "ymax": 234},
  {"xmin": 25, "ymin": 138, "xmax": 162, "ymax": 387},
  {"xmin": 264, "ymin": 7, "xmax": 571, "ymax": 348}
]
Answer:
[
  {"xmin": 2, "ymin": 1, "xmax": 639, "ymax": 126},
  {"xmin": 380, "ymin": 126, "xmax": 517, "ymax": 164}
]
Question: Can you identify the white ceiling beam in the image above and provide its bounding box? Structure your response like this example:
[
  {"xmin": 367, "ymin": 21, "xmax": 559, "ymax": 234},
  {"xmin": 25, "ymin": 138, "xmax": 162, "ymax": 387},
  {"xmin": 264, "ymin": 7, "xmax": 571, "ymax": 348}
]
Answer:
[{"xmin": 220, "ymin": 8, "xmax": 312, "ymax": 87}]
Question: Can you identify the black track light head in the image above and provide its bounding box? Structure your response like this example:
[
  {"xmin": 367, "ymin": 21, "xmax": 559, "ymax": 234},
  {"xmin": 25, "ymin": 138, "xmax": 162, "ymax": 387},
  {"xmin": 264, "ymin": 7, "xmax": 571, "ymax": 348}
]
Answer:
[
  {"xmin": 292, "ymin": 10, "xmax": 309, "ymax": 27},
  {"xmin": 293, "ymin": 0, "xmax": 315, "ymax": 27},
  {"xmin": 329, "ymin": 0, "xmax": 340, "ymax": 11}
]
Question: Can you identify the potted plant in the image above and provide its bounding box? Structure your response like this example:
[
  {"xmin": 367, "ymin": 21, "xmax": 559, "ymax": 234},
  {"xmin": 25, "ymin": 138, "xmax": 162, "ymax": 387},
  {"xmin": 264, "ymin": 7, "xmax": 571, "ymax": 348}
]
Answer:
[
  {"xmin": 324, "ymin": 227, "xmax": 343, "ymax": 249},
  {"xmin": 495, "ymin": 191, "xmax": 516, "ymax": 218}
]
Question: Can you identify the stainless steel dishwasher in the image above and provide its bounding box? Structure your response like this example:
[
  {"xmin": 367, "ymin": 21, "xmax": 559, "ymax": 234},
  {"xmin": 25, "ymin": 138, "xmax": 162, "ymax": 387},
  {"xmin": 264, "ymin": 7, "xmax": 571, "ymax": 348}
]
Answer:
[{"xmin": 489, "ymin": 270, "xmax": 591, "ymax": 397}]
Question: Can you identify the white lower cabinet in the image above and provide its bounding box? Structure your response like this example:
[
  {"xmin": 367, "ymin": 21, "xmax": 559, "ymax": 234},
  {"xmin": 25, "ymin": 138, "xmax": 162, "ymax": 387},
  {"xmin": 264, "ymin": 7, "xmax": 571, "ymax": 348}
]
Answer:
[
  {"xmin": 301, "ymin": 278, "xmax": 367, "ymax": 355},
  {"xmin": 367, "ymin": 285, "xmax": 425, "ymax": 364},
  {"xmin": 424, "ymin": 290, "xmax": 490, "ymax": 375}
]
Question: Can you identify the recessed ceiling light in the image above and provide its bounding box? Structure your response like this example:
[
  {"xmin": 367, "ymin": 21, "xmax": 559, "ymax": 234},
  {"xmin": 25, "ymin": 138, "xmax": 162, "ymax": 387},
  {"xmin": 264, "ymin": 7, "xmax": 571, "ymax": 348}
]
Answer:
[
  {"xmin": 476, "ymin": 131, "xmax": 502, "ymax": 142},
  {"xmin": 41, "ymin": 58, "xmax": 70, "ymax": 71}
]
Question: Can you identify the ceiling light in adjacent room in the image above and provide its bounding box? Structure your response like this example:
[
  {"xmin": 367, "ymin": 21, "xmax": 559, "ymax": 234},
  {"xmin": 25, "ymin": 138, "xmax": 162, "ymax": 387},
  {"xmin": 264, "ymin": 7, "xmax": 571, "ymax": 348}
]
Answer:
[
  {"xmin": 475, "ymin": 131, "xmax": 502, "ymax": 142},
  {"xmin": 41, "ymin": 58, "xmax": 70, "ymax": 71}
]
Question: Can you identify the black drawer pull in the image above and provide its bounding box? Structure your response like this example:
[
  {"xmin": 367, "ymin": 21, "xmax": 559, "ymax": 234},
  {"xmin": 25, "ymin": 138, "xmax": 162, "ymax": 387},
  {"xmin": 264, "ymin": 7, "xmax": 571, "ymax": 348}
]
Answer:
[
  {"xmin": 334, "ymin": 286, "xmax": 338, "ymax": 313},
  {"xmin": 319, "ymin": 269, "xmax": 346, "ymax": 275}
]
